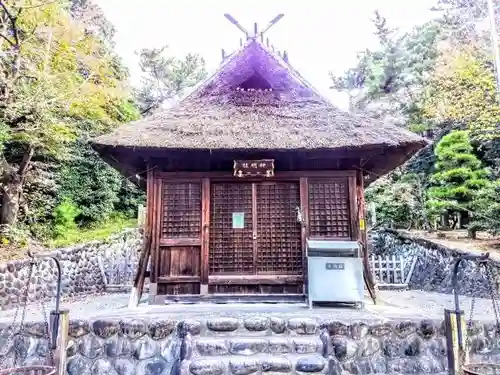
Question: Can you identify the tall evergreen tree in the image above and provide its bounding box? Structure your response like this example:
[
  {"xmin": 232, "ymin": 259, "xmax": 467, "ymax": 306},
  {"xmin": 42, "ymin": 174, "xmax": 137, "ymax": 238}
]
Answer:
[{"xmin": 427, "ymin": 130, "xmax": 491, "ymax": 235}]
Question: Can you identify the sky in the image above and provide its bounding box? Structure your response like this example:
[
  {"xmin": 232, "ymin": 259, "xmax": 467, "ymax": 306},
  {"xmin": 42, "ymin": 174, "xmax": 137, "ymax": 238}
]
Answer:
[{"xmin": 97, "ymin": 0, "xmax": 436, "ymax": 109}]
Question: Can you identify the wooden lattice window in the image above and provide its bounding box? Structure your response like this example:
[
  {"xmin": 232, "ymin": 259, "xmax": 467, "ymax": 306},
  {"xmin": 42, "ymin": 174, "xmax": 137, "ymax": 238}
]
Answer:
[
  {"xmin": 209, "ymin": 183, "xmax": 253, "ymax": 274},
  {"xmin": 256, "ymin": 183, "xmax": 302, "ymax": 274},
  {"xmin": 162, "ymin": 182, "xmax": 201, "ymax": 238},
  {"xmin": 308, "ymin": 179, "xmax": 351, "ymax": 238}
]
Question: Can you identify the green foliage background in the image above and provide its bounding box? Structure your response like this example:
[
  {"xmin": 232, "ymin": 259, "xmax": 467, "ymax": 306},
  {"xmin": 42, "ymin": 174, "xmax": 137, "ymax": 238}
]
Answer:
[
  {"xmin": 0, "ymin": 0, "xmax": 206, "ymax": 250},
  {"xmin": 332, "ymin": 0, "xmax": 500, "ymax": 236}
]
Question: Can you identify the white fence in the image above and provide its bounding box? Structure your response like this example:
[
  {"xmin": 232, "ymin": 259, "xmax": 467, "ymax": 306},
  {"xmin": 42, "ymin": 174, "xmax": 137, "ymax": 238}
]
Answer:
[
  {"xmin": 97, "ymin": 244, "xmax": 142, "ymax": 292},
  {"xmin": 369, "ymin": 254, "xmax": 417, "ymax": 288}
]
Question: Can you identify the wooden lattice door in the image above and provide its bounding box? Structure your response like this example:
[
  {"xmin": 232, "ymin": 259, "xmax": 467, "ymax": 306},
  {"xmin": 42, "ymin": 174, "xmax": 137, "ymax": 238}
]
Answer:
[
  {"xmin": 255, "ymin": 183, "xmax": 302, "ymax": 275},
  {"xmin": 209, "ymin": 183, "xmax": 254, "ymax": 275},
  {"xmin": 209, "ymin": 182, "xmax": 303, "ymax": 290}
]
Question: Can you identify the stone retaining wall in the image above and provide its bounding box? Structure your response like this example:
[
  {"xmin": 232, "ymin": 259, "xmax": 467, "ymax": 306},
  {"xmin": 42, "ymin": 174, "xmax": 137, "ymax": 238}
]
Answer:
[
  {"xmin": 370, "ymin": 229, "xmax": 500, "ymax": 298},
  {"xmin": 0, "ymin": 229, "xmax": 142, "ymax": 310},
  {"xmin": 1, "ymin": 316, "xmax": 498, "ymax": 375}
]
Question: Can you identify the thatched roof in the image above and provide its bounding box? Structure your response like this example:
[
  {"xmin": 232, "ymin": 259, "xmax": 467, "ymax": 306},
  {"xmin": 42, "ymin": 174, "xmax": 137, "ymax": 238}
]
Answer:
[{"xmin": 92, "ymin": 39, "xmax": 426, "ymax": 152}]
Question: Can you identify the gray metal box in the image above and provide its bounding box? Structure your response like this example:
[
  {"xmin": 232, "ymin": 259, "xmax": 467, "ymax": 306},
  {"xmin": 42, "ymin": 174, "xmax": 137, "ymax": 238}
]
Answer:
[{"xmin": 306, "ymin": 239, "xmax": 364, "ymax": 308}]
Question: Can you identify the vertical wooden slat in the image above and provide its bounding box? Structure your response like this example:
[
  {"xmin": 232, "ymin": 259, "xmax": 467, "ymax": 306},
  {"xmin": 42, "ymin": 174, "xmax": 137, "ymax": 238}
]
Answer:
[
  {"xmin": 400, "ymin": 256, "xmax": 405, "ymax": 284},
  {"xmin": 200, "ymin": 178, "xmax": 210, "ymax": 293},
  {"xmin": 299, "ymin": 177, "xmax": 309, "ymax": 293},
  {"xmin": 152, "ymin": 176, "xmax": 163, "ymax": 285},
  {"xmin": 146, "ymin": 169, "xmax": 153, "ymax": 231},
  {"xmin": 149, "ymin": 171, "xmax": 158, "ymax": 286},
  {"xmin": 348, "ymin": 175, "xmax": 359, "ymax": 241},
  {"xmin": 252, "ymin": 183, "xmax": 258, "ymax": 275}
]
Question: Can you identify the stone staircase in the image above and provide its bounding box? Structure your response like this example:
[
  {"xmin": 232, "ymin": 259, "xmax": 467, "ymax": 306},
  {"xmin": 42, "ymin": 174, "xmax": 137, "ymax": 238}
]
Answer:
[
  {"xmin": 179, "ymin": 316, "xmax": 330, "ymax": 375},
  {"xmin": 177, "ymin": 316, "xmax": 449, "ymax": 375}
]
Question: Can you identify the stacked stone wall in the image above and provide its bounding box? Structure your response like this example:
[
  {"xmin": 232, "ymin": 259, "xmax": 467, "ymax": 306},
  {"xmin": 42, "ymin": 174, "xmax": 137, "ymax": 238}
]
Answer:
[
  {"xmin": 0, "ymin": 229, "xmax": 142, "ymax": 310},
  {"xmin": 2, "ymin": 316, "xmax": 498, "ymax": 375}
]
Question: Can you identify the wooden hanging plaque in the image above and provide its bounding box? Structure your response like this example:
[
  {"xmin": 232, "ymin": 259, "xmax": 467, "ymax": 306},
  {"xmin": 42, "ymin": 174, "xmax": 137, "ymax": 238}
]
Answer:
[{"xmin": 233, "ymin": 159, "xmax": 274, "ymax": 177}]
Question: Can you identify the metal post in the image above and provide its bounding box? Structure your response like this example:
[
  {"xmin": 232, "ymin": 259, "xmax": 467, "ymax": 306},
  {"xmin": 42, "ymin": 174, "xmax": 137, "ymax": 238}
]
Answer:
[{"xmin": 487, "ymin": 0, "xmax": 500, "ymax": 104}]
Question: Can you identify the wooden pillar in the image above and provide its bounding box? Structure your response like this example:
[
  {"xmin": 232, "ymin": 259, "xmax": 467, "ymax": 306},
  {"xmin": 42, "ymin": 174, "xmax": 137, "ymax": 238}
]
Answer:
[
  {"xmin": 200, "ymin": 178, "xmax": 210, "ymax": 295},
  {"xmin": 356, "ymin": 170, "xmax": 377, "ymax": 304},
  {"xmin": 130, "ymin": 168, "xmax": 155, "ymax": 307},
  {"xmin": 51, "ymin": 309, "xmax": 69, "ymax": 375},
  {"xmin": 150, "ymin": 175, "xmax": 161, "ymax": 295},
  {"xmin": 299, "ymin": 177, "xmax": 309, "ymax": 294},
  {"xmin": 444, "ymin": 309, "xmax": 468, "ymax": 375}
]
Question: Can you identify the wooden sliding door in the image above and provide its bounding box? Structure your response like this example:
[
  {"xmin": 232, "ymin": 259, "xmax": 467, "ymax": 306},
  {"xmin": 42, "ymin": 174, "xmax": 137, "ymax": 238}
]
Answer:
[{"xmin": 208, "ymin": 181, "xmax": 303, "ymax": 294}]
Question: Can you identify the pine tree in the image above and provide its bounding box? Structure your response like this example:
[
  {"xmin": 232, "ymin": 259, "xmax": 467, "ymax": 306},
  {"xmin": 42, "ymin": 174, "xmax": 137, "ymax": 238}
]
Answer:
[{"xmin": 427, "ymin": 130, "xmax": 491, "ymax": 236}]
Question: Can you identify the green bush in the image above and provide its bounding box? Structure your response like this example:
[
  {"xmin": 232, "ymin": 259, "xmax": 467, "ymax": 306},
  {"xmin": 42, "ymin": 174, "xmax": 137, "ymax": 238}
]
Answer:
[{"xmin": 53, "ymin": 199, "xmax": 80, "ymax": 238}]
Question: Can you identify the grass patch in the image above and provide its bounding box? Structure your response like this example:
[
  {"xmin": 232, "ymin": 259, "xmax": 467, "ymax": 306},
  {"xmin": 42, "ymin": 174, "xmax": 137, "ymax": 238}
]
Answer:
[{"xmin": 48, "ymin": 215, "xmax": 137, "ymax": 248}]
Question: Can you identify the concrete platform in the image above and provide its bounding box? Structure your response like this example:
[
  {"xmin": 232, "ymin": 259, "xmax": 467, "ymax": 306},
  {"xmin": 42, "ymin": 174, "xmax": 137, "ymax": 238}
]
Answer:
[{"xmin": 0, "ymin": 289, "xmax": 498, "ymax": 324}]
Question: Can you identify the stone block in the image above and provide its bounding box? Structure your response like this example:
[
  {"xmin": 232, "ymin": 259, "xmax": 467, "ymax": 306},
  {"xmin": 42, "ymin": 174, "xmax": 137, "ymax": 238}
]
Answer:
[
  {"xmin": 92, "ymin": 320, "xmax": 121, "ymax": 339},
  {"xmin": 287, "ymin": 318, "xmax": 318, "ymax": 335},
  {"xmin": 243, "ymin": 316, "xmax": 269, "ymax": 332},
  {"xmin": 295, "ymin": 355, "xmax": 326, "ymax": 373},
  {"xmin": 229, "ymin": 357, "xmax": 260, "ymax": 375},
  {"xmin": 228, "ymin": 338, "xmax": 268, "ymax": 356},
  {"xmin": 120, "ymin": 319, "xmax": 148, "ymax": 340},
  {"xmin": 189, "ymin": 358, "xmax": 226, "ymax": 375},
  {"xmin": 195, "ymin": 338, "xmax": 230, "ymax": 356},
  {"xmin": 269, "ymin": 317, "xmax": 287, "ymax": 334},
  {"xmin": 267, "ymin": 338, "xmax": 292, "ymax": 354},
  {"xmin": 207, "ymin": 318, "xmax": 239, "ymax": 333}
]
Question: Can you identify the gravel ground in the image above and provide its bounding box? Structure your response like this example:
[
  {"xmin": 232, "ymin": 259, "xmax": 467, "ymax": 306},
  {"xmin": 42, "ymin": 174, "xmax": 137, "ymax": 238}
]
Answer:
[{"xmin": 0, "ymin": 289, "xmax": 498, "ymax": 324}]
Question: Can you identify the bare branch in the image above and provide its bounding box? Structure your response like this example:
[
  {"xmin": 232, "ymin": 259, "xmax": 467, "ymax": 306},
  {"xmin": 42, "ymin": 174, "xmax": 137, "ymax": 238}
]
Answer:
[
  {"xmin": 0, "ymin": 1, "xmax": 20, "ymax": 47},
  {"xmin": 0, "ymin": 32, "xmax": 14, "ymax": 46}
]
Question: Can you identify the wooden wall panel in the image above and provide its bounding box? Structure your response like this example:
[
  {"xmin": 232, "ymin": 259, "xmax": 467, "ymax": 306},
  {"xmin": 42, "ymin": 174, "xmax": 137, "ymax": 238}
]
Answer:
[
  {"xmin": 155, "ymin": 179, "xmax": 203, "ymax": 296},
  {"xmin": 161, "ymin": 182, "xmax": 201, "ymax": 239},
  {"xmin": 307, "ymin": 178, "xmax": 351, "ymax": 239},
  {"xmin": 157, "ymin": 246, "xmax": 201, "ymax": 294},
  {"xmin": 158, "ymin": 246, "xmax": 200, "ymax": 277}
]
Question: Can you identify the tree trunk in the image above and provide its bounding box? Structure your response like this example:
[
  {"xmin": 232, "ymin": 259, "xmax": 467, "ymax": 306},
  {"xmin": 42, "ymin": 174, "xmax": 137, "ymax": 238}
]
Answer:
[
  {"xmin": 441, "ymin": 212, "xmax": 450, "ymax": 229},
  {"xmin": 0, "ymin": 146, "xmax": 34, "ymax": 229},
  {"xmin": 468, "ymin": 228, "xmax": 477, "ymax": 239},
  {"xmin": 0, "ymin": 179, "xmax": 22, "ymax": 227}
]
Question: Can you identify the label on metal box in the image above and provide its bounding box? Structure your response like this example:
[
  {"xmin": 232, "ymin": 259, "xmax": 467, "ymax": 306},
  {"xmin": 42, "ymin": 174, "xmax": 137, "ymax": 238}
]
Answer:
[{"xmin": 325, "ymin": 262, "xmax": 345, "ymax": 270}]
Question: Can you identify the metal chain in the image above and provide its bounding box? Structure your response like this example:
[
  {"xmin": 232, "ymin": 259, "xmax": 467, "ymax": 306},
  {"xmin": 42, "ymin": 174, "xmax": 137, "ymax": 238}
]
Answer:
[
  {"xmin": 37, "ymin": 262, "xmax": 55, "ymax": 366},
  {"xmin": 0, "ymin": 258, "xmax": 58, "ymax": 368},
  {"xmin": 466, "ymin": 292, "xmax": 477, "ymax": 350},
  {"xmin": 485, "ymin": 263, "xmax": 500, "ymax": 330},
  {"xmin": 464, "ymin": 260, "xmax": 500, "ymax": 355},
  {"xmin": 0, "ymin": 260, "xmax": 35, "ymax": 368}
]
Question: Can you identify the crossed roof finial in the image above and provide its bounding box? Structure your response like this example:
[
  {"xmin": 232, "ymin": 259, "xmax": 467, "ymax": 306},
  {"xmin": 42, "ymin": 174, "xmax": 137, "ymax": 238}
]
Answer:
[
  {"xmin": 221, "ymin": 13, "xmax": 288, "ymax": 63},
  {"xmin": 223, "ymin": 13, "xmax": 284, "ymax": 40}
]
